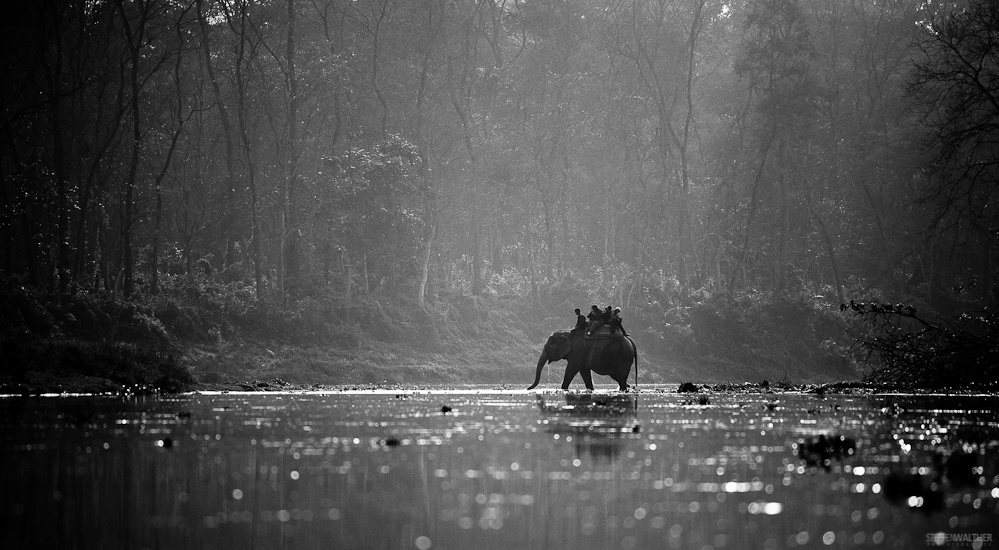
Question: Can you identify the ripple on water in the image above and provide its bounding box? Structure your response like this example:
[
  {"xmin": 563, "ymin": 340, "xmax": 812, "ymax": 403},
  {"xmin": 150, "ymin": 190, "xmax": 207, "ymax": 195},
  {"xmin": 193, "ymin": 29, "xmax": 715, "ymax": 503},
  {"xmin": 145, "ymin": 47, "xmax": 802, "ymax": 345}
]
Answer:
[{"xmin": 0, "ymin": 390, "xmax": 996, "ymax": 549}]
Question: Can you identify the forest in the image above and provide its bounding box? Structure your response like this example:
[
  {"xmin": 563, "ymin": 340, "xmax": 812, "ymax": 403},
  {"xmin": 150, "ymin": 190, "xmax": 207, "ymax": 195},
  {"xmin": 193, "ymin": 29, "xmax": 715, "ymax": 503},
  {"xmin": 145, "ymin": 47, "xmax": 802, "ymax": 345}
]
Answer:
[{"xmin": 1, "ymin": 0, "xmax": 996, "ymax": 392}]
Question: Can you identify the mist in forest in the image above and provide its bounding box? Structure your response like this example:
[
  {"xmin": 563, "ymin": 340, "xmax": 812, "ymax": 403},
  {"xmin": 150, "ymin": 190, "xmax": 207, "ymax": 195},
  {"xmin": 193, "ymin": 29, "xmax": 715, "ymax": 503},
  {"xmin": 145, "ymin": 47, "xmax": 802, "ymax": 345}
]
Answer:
[{"xmin": 1, "ymin": 0, "xmax": 997, "ymax": 387}]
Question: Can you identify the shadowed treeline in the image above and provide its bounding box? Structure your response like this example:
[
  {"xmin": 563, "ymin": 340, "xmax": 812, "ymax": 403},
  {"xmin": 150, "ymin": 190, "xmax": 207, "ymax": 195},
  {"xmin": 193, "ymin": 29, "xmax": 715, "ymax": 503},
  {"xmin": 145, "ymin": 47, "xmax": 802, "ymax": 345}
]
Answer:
[{"xmin": 2, "ymin": 0, "xmax": 997, "ymax": 389}]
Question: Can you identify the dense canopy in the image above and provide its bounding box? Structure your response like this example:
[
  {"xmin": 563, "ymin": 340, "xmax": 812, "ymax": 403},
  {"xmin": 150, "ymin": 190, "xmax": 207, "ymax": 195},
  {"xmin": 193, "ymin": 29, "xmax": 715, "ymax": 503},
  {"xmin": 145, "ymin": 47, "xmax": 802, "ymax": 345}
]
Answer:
[{"xmin": 1, "ymin": 0, "xmax": 996, "ymax": 319}]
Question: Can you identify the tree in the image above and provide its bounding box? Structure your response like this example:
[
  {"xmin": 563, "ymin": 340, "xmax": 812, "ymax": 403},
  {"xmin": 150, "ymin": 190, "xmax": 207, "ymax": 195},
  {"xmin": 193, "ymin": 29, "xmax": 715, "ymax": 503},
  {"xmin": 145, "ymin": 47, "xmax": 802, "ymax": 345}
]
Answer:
[
  {"xmin": 319, "ymin": 135, "xmax": 424, "ymax": 298},
  {"xmin": 729, "ymin": 0, "xmax": 820, "ymax": 293},
  {"xmin": 147, "ymin": 3, "xmax": 196, "ymax": 295},
  {"xmin": 114, "ymin": 0, "xmax": 171, "ymax": 297},
  {"xmin": 195, "ymin": 0, "xmax": 239, "ymax": 271},
  {"xmin": 4, "ymin": 0, "xmax": 995, "ymax": 343},
  {"xmin": 232, "ymin": 0, "xmax": 266, "ymax": 299},
  {"xmin": 909, "ymin": 0, "xmax": 999, "ymax": 309},
  {"xmin": 604, "ymin": 0, "xmax": 716, "ymax": 292}
]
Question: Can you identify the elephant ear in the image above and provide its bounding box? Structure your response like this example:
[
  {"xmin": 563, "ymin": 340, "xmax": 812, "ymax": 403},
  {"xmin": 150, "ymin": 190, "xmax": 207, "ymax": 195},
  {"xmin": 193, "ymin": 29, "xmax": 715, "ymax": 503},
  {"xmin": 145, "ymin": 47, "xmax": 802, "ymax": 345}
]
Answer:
[{"xmin": 548, "ymin": 333, "xmax": 572, "ymax": 361}]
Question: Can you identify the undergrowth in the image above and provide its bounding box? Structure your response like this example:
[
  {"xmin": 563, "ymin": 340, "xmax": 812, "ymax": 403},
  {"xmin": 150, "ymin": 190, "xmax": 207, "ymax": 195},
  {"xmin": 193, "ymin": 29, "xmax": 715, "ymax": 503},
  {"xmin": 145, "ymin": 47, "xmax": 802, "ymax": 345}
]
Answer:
[
  {"xmin": 845, "ymin": 301, "xmax": 998, "ymax": 388},
  {"xmin": 1, "ymin": 273, "xmax": 880, "ymax": 392}
]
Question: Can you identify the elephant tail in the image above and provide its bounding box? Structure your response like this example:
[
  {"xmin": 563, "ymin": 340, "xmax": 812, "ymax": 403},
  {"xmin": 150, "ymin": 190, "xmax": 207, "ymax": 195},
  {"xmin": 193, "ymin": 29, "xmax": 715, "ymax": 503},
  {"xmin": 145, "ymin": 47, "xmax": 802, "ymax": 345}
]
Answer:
[{"xmin": 626, "ymin": 336, "xmax": 638, "ymax": 390}]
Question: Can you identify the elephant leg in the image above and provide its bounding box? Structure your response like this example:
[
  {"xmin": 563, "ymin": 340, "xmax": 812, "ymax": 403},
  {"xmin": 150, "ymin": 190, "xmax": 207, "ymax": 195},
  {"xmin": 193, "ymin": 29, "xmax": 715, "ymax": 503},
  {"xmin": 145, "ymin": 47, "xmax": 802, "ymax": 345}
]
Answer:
[
  {"xmin": 561, "ymin": 367, "xmax": 576, "ymax": 390},
  {"xmin": 580, "ymin": 369, "xmax": 594, "ymax": 391}
]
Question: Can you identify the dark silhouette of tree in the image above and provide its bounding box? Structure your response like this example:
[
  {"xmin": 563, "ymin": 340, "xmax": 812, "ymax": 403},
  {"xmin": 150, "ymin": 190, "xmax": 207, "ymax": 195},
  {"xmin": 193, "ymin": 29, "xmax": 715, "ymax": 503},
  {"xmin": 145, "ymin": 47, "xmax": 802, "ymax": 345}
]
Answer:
[
  {"xmin": 1, "ymin": 0, "xmax": 994, "ymax": 367},
  {"xmin": 910, "ymin": 0, "xmax": 999, "ymax": 309}
]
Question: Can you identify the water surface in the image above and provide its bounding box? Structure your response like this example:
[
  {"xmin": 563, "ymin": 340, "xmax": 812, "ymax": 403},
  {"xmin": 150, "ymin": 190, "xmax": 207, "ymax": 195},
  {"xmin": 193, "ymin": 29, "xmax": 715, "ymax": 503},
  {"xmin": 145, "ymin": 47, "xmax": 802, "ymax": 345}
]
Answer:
[{"xmin": 1, "ymin": 387, "xmax": 996, "ymax": 549}]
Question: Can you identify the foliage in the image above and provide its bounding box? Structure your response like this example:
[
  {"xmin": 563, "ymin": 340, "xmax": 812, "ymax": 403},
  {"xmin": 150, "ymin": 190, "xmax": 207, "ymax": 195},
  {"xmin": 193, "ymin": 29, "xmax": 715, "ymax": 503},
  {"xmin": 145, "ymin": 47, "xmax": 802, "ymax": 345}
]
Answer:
[
  {"xmin": 2, "ymin": 338, "xmax": 193, "ymax": 394},
  {"xmin": 906, "ymin": 0, "xmax": 999, "ymax": 311},
  {"xmin": 735, "ymin": 0, "xmax": 819, "ymax": 125},
  {"xmin": 0, "ymin": 281, "xmax": 192, "ymax": 391},
  {"xmin": 0, "ymin": 0, "xmax": 956, "ymax": 308},
  {"xmin": 318, "ymin": 135, "xmax": 426, "ymax": 293},
  {"xmin": 846, "ymin": 301, "xmax": 999, "ymax": 388},
  {"xmin": 1, "ymin": 0, "xmax": 997, "ymax": 387},
  {"xmin": 910, "ymin": 0, "xmax": 999, "ymax": 241},
  {"xmin": 680, "ymin": 290, "xmax": 852, "ymax": 373}
]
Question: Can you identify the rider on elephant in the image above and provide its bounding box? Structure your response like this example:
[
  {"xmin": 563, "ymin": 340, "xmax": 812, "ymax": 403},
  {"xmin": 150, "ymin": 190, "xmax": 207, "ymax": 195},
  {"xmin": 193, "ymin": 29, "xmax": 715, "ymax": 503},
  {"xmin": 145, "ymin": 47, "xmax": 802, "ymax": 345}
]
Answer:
[
  {"xmin": 572, "ymin": 308, "xmax": 588, "ymax": 333},
  {"xmin": 587, "ymin": 305, "xmax": 628, "ymax": 337},
  {"xmin": 610, "ymin": 307, "xmax": 629, "ymax": 337},
  {"xmin": 587, "ymin": 305, "xmax": 601, "ymax": 321}
]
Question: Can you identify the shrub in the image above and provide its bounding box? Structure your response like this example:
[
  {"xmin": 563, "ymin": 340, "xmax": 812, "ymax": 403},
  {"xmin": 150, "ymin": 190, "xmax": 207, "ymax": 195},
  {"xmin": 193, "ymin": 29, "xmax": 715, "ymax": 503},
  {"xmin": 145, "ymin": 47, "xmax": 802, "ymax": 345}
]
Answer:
[
  {"xmin": 682, "ymin": 290, "xmax": 854, "ymax": 371},
  {"xmin": 846, "ymin": 301, "xmax": 998, "ymax": 387},
  {"xmin": 0, "ymin": 282, "xmax": 57, "ymax": 339}
]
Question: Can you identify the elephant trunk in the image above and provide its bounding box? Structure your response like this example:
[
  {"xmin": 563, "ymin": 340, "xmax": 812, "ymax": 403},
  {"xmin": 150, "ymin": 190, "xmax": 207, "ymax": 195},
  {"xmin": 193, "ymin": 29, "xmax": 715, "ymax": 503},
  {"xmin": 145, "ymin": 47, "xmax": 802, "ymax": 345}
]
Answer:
[{"xmin": 527, "ymin": 352, "xmax": 548, "ymax": 390}]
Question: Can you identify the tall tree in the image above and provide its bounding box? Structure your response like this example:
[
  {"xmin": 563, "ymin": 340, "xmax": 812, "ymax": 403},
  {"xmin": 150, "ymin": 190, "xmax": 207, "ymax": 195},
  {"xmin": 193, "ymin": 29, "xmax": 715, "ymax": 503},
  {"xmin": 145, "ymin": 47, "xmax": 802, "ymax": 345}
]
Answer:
[
  {"xmin": 280, "ymin": 0, "xmax": 301, "ymax": 302},
  {"xmin": 195, "ymin": 0, "xmax": 239, "ymax": 270},
  {"xmin": 233, "ymin": 0, "xmax": 265, "ymax": 299},
  {"xmin": 729, "ymin": 0, "xmax": 819, "ymax": 292},
  {"xmin": 910, "ymin": 0, "xmax": 999, "ymax": 309},
  {"xmin": 114, "ymin": 0, "xmax": 174, "ymax": 297},
  {"xmin": 149, "ymin": 3, "xmax": 194, "ymax": 295}
]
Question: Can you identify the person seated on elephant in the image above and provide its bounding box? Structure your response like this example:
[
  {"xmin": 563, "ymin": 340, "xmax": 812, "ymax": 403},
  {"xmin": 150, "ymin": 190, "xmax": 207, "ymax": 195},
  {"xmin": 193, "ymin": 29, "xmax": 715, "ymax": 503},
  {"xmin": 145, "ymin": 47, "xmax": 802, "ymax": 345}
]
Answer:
[
  {"xmin": 587, "ymin": 307, "xmax": 612, "ymax": 336},
  {"xmin": 589, "ymin": 306, "xmax": 628, "ymax": 337},
  {"xmin": 572, "ymin": 308, "xmax": 588, "ymax": 333},
  {"xmin": 584, "ymin": 305, "xmax": 600, "ymax": 331},
  {"xmin": 587, "ymin": 305, "xmax": 601, "ymax": 321},
  {"xmin": 610, "ymin": 307, "xmax": 629, "ymax": 337}
]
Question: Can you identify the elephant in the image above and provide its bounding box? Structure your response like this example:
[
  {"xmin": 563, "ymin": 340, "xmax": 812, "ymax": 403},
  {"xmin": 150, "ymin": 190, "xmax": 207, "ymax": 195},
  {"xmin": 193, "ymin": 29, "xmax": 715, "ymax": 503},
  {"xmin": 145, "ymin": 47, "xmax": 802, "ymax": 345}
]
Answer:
[{"xmin": 527, "ymin": 329, "xmax": 638, "ymax": 391}]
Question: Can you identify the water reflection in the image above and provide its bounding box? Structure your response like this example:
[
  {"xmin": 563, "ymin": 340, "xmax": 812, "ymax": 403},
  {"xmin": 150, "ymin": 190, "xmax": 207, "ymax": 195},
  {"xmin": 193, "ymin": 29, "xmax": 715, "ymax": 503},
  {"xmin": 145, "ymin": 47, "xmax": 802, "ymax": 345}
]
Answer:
[
  {"xmin": 538, "ymin": 393, "xmax": 640, "ymax": 462},
  {"xmin": 796, "ymin": 433, "xmax": 856, "ymax": 471},
  {"xmin": 0, "ymin": 389, "xmax": 996, "ymax": 549},
  {"xmin": 868, "ymin": 397, "xmax": 999, "ymax": 521}
]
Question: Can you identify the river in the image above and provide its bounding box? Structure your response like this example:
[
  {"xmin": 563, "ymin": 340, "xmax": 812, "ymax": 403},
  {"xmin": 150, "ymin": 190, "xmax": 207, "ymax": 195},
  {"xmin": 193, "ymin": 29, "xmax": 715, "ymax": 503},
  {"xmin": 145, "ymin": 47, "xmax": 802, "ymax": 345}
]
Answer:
[{"xmin": 1, "ymin": 387, "xmax": 996, "ymax": 549}]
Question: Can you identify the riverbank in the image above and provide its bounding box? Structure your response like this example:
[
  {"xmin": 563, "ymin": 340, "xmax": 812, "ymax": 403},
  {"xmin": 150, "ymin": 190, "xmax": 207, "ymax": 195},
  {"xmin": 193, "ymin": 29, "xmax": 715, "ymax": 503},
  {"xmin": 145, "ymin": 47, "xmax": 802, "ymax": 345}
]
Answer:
[
  {"xmin": 0, "ymin": 337, "xmax": 866, "ymax": 397},
  {"xmin": 8, "ymin": 371, "xmax": 996, "ymax": 399},
  {"xmin": 1, "ymin": 278, "xmax": 866, "ymax": 396}
]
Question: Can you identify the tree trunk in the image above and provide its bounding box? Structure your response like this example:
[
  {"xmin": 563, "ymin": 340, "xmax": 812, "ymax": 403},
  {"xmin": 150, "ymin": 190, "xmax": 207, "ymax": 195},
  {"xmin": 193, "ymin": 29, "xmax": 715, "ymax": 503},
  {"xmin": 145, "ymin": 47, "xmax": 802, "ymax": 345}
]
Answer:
[
  {"xmin": 115, "ymin": 0, "xmax": 147, "ymax": 299},
  {"xmin": 413, "ymin": 0, "xmax": 437, "ymax": 307},
  {"xmin": 46, "ymin": 12, "xmax": 70, "ymax": 294},
  {"xmin": 417, "ymin": 223, "xmax": 436, "ymax": 306},
  {"xmin": 196, "ymin": 0, "xmax": 237, "ymax": 267},
  {"xmin": 728, "ymin": 128, "xmax": 776, "ymax": 294},
  {"xmin": 447, "ymin": 55, "xmax": 479, "ymax": 295},
  {"xmin": 0, "ymin": 150, "xmax": 8, "ymax": 272},
  {"xmin": 150, "ymin": 16, "xmax": 188, "ymax": 295},
  {"xmin": 680, "ymin": 0, "xmax": 705, "ymax": 290},
  {"xmin": 472, "ymin": 225, "xmax": 482, "ymax": 296},
  {"xmin": 811, "ymin": 208, "xmax": 844, "ymax": 305},
  {"xmin": 283, "ymin": 0, "xmax": 300, "ymax": 303},
  {"xmin": 235, "ymin": 2, "xmax": 264, "ymax": 299},
  {"xmin": 343, "ymin": 248, "xmax": 353, "ymax": 302}
]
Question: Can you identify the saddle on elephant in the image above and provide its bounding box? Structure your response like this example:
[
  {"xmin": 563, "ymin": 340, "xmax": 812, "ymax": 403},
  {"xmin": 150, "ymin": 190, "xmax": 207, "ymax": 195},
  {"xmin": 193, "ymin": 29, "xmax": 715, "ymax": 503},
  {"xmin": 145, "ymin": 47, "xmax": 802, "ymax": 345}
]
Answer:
[{"xmin": 586, "ymin": 322, "xmax": 624, "ymax": 339}]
